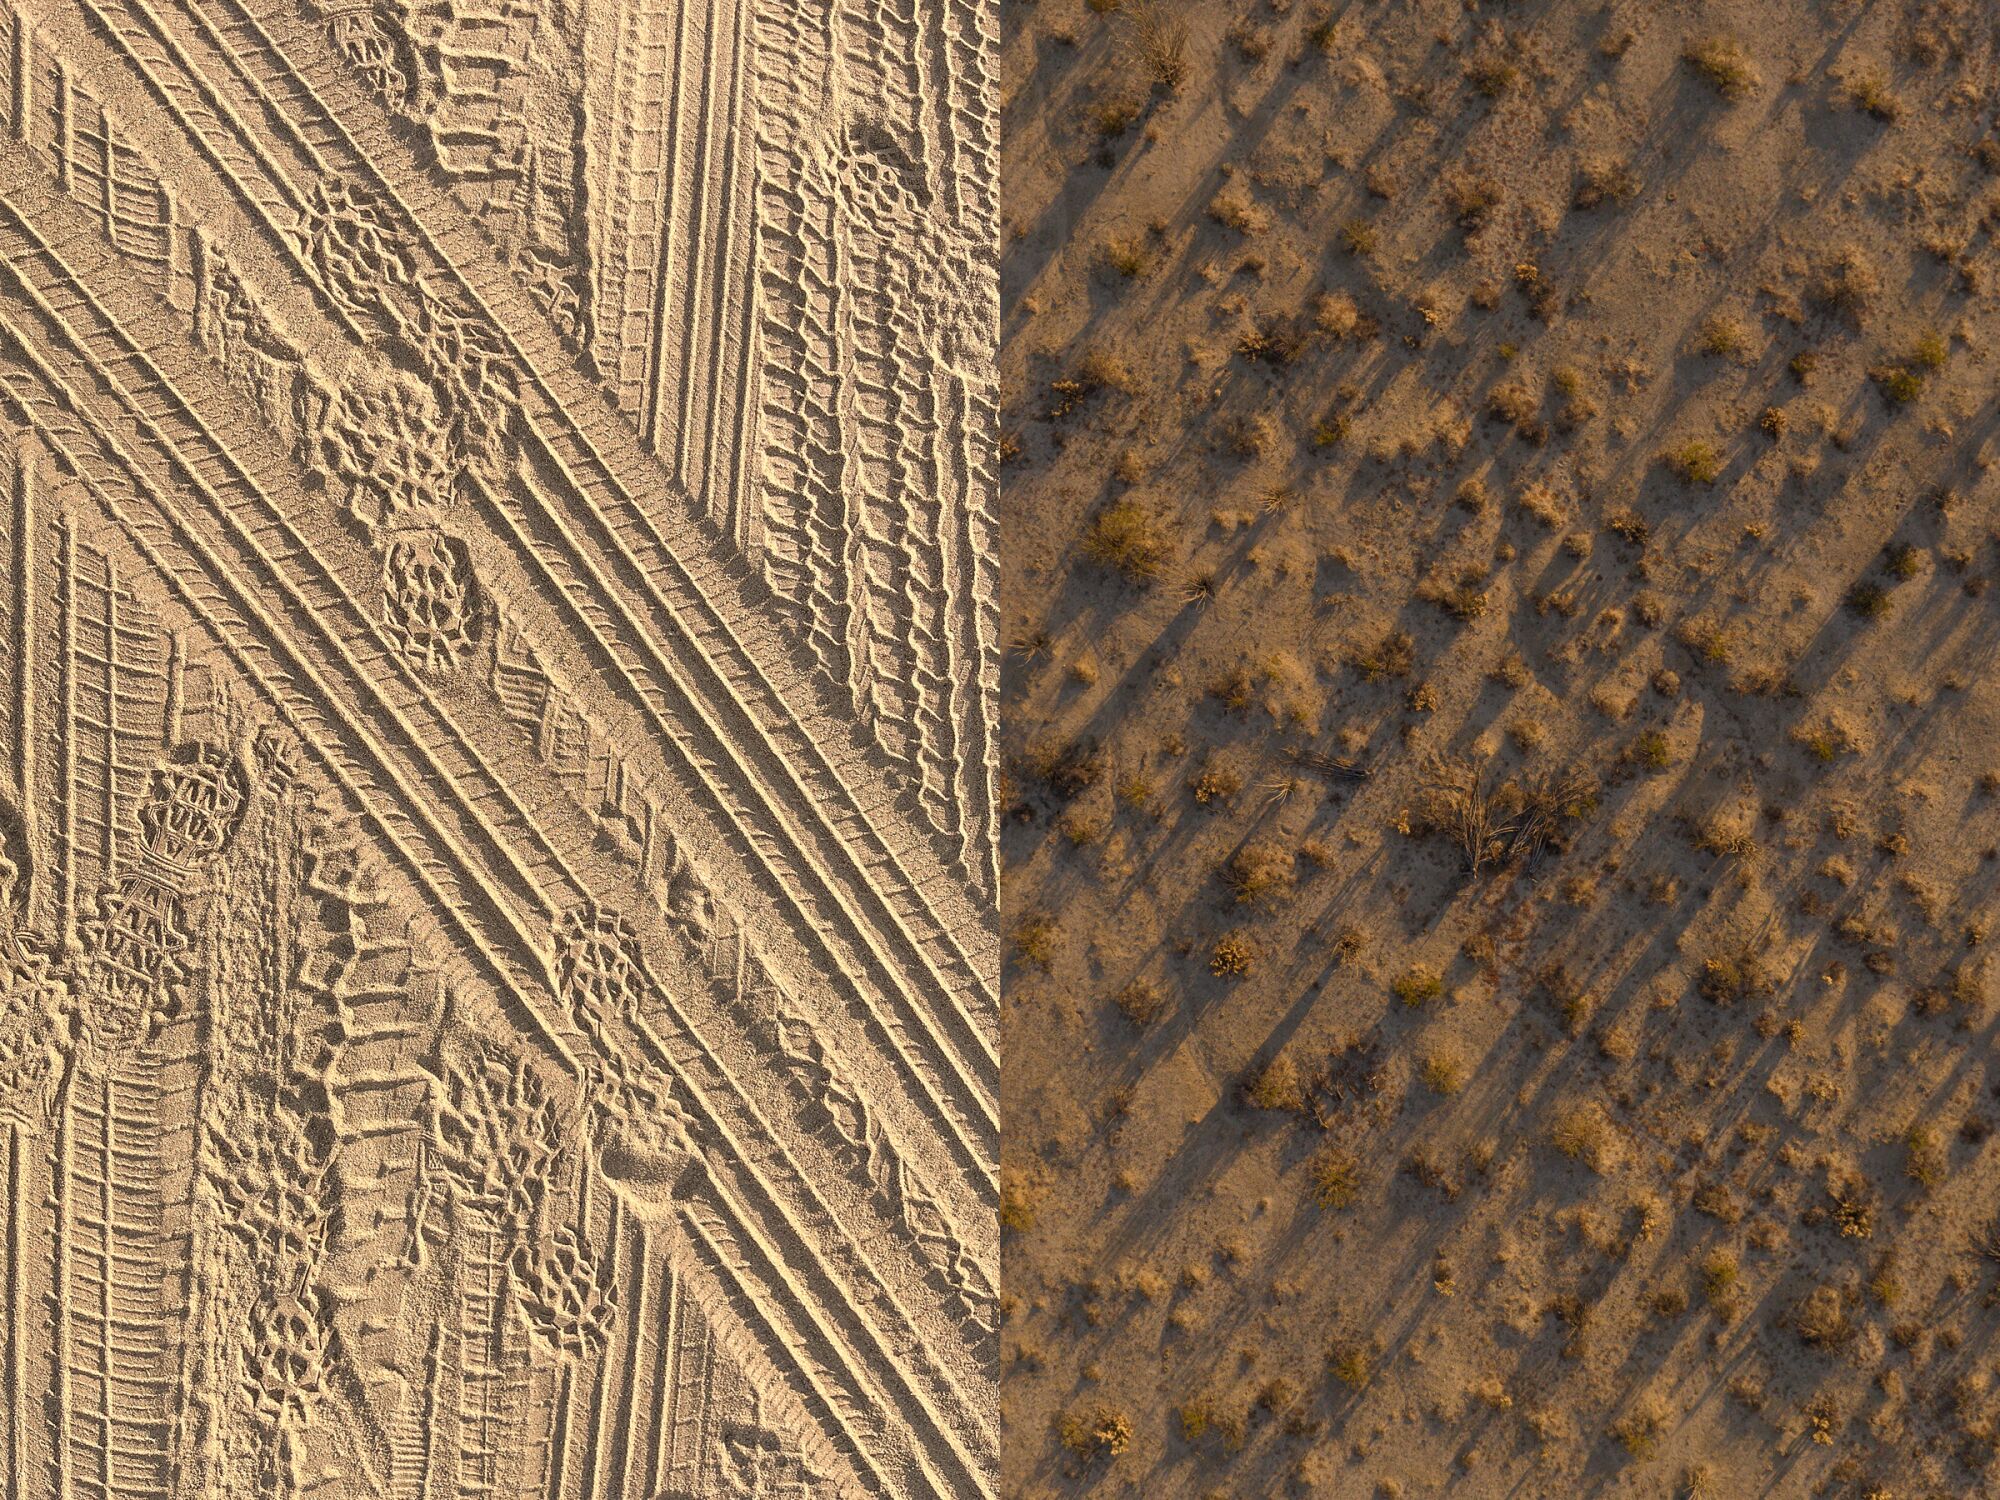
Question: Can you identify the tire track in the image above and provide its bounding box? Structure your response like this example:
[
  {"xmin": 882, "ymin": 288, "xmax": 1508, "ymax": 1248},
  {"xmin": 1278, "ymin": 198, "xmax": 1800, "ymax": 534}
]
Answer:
[
  {"xmin": 0, "ymin": 177, "xmax": 994, "ymax": 1495},
  {"xmin": 306, "ymin": 0, "xmax": 994, "ymax": 873},
  {"xmin": 229, "ymin": 0, "xmax": 994, "ymax": 937},
  {"xmin": 0, "ymin": 341, "xmax": 954, "ymax": 1500},
  {"xmin": 73, "ymin": 0, "xmax": 1000, "ymax": 1075},
  {"xmin": 6, "ymin": 0, "xmax": 995, "ymax": 1229},
  {"xmin": 29, "ymin": 0, "xmax": 998, "ymax": 1210}
]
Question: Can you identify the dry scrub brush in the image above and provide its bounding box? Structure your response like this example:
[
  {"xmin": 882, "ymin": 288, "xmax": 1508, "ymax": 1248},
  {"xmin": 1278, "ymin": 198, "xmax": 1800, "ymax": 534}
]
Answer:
[
  {"xmin": 1125, "ymin": 0, "xmax": 1189, "ymax": 93},
  {"xmin": 1417, "ymin": 754, "xmax": 1595, "ymax": 875}
]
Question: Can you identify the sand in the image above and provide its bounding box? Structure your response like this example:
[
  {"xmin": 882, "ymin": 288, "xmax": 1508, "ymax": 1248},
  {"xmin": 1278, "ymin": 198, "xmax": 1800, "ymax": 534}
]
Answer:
[
  {"xmin": 1002, "ymin": 1, "xmax": 2000, "ymax": 1494},
  {"xmin": 0, "ymin": 0, "xmax": 998, "ymax": 1494}
]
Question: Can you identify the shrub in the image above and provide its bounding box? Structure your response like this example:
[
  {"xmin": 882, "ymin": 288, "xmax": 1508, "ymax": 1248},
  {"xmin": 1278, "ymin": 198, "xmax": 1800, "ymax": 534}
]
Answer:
[
  {"xmin": 1101, "ymin": 235, "xmax": 1150, "ymax": 279},
  {"xmin": 1664, "ymin": 439, "xmax": 1723, "ymax": 485},
  {"xmin": 1698, "ymin": 948, "xmax": 1770, "ymax": 1003},
  {"xmin": 1190, "ymin": 760, "xmax": 1242, "ymax": 804},
  {"xmin": 1573, "ymin": 155, "xmax": 1639, "ymax": 209},
  {"xmin": 1058, "ymin": 1404, "xmax": 1133, "ymax": 1460},
  {"xmin": 1631, "ymin": 729, "xmax": 1673, "ymax": 770},
  {"xmin": 1082, "ymin": 497, "xmax": 1171, "ymax": 582},
  {"xmin": 1846, "ymin": 581, "xmax": 1892, "ymax": 620},
  {"xmin": 1447, "ymin": 176, "xmax": 1503, "ymax": 231},
  {"xmin": 1127, "ymin": 0, "xmax": 1188, "ymax": 92},
  {"xmin": 1701, "ymin": 1250, "xmax": 1739, "ymax": 1309},
  {"xmin": 1550, "ymin": 1101, "xmax": 1620, "ymax": 1171},
  {"xmin": 1681, "ymin": 36, "xmax": 1759, "ymax": 98},
  {"xmin": 1208, "ymin": 185, "xmax": 1272, "ymax": 235},
  {"xmin": 1432, "ymin": 581, "xmax": 1489, "ymax": 621},
  {"xmin": 1002, "ymin": 1177, "xmax": 1040, "ymax": 1232},
  {"xmin": 1848, "ymin": 74, "xmax": 1900, "ymax": 121},
  {"xmin": 1392, "ymin": 966, "xmax": 1445, "ymax": 1007},
  {"xmin": 1089, "ymin": 95, "xmax": 1141, "ymax": 138},
  {"xmin": 1114, "ymin": 979, "xmax": 1168, "ymax": 1026},
  {"xmin": 1612, "ymin": 1404, "xmax": 1662, "ymax": 1460},
  {"xmin": 1225, "ymin": 841, "xmax": 1295, "ymax": 904},
  {"xmin": 1466, "ymin": 56, "xmax": 1517, "ymax": 98},
  {"xmin": 1875, "ymin": 364, "xmax": 1925, "ymax": 404},
  {"xmin": 1807, "ymin": 248, "xmax": 1879, "ymax": 324},
  {"xmin": 1311, "ymin": 1148, "xmax": 1360, "ymax": 1208},
  {"xmin": 1315, "ymin": 290, "xmax": 1365, "ymax": 339},
  {"xmin": 1246, "ymin": 1054, "xmax": 1304, "ymax": 1111},
  {"xmin": 1421, "ymin": 1049, "xmax": 1467, "ymax": 1095},
  {"xmin": 1906, "ymin": 1123, "xmax": 1948, "ymax": 1188},
  {"xmin": 1607, "ymin": 510, "xmax": 1650, "ymax": 545},
  {"xmin": 1328, "ymin": 1340, "xmax": 1369, "ymax": 1386},
  {"xmin": 1488, "ymin": 382, "xmax": 1538, "ymax": 427},
  {"xmin": 1697, "ymin": 313, "xmax": 1750, "ymax": 357},
  {"xmin": 1026, "ymin": 737, "xmax": 1104, "ymax": 798},
  {"xmin": 1014, "ymin": 914, "xmax": 1059, "ymax": 969},
  {"xmin": 1794, "ymin": 724, "xmax": 1842, "ymax": 763},
  {"xmin": 1830, "ymin": 1177, "xmax": 1874, "ymax": 1238},
  {"xmin": 1793, "ymin": 1284, "xmax": 1851, "ymax": 1348},
  {"xmin": 1349, "ymin": 629, "xmax": 1415, "ymax": 682},
  {"xmin": 1211, "ymin": 932, "xmax": 1255, "ymax": 976}
]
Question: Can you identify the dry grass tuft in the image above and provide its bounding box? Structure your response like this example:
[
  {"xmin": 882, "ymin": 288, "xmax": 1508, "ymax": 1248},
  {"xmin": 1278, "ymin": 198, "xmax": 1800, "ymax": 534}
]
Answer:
[
  {"xmin": 1082, "ymin": 496, "xmax": 1171, "ymax": 583},
  {"xmin": 1311, "ymin": 1148, "xmax": 1361, "ymax": 1209},
  {"xmin": 1125, "ymin": 0, "xmax": 1189, "ymax": 92},
  {"xmin": 1058, "ymin": 1404, "xmax": 1133, "ymax": 1460},
  {"xmin": 1681, "ymin": 35, "xmax": 1759, "ymax": 98},
  {"xmin": 1224, "ymin": 840, "xmax": 1296, "ymax": 904}
]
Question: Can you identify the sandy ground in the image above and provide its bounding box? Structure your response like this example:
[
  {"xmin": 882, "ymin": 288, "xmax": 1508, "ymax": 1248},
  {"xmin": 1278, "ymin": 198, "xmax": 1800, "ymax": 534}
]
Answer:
[
  {"xmin": 1001, "ymin": 0, "xmax": 2000, "ymax": 1493},
  {"xmin": 0, "ymin": 0, "xmax": 999, "ymax": 1494}
]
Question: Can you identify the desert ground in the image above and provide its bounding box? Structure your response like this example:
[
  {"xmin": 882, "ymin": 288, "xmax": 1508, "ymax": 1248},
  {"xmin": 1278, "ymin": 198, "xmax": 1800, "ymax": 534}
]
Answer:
[{"xmin": 1000, "ymin": 0, "xmax": 2000, "ymax": 1494}]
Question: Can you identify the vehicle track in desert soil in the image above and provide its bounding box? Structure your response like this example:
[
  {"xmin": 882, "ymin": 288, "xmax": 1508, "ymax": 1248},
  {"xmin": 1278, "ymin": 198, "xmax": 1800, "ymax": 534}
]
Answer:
[
  {"xmin": 11, "ymin": 0, "xmax": 1000, "ymax": 1208},
  {"xmin": 0, "ymin": 178, "xmax": 995, "ymax": 1499}
]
